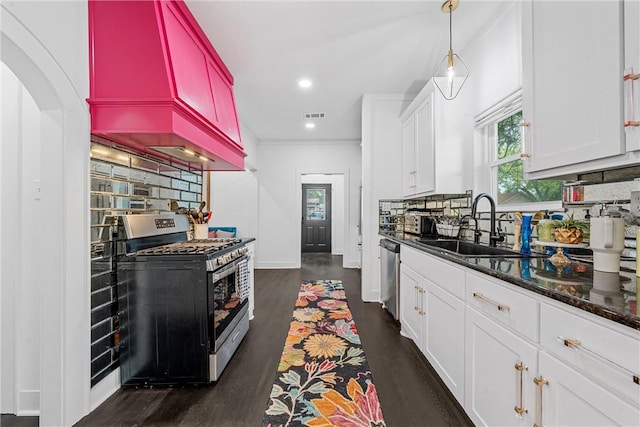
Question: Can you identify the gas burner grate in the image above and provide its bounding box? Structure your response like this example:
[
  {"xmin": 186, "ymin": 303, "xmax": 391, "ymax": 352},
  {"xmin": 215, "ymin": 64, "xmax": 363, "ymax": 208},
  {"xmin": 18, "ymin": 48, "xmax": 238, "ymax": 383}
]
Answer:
[{"xmin": 135, "ymin": 238, "xmax": 242, "ymax": 256}]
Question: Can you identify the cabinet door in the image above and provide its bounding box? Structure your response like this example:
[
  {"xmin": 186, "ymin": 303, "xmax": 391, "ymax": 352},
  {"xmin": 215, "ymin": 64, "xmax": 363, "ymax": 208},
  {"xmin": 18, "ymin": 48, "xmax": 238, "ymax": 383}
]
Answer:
[
  {"xmin": 423, "ymin": 279, "xmax": 465, "ymax": 404},
  {"xmin": 399, "ymin": 264, "xmax": 423, "ymax": 348},
  {"xmin": 538, "ymin": 352, "xmax": 640, "ymax": 426},
  {"xmin": 522, "ymin": 0, "xmax": 624, "ymax": 175},
  {"xmin": 465, "ymin": 308, "xmax": 537, "ymax": 427},
  {"xmin": 207, "ymin": 59, "xmax": 241, "ymax": 144},
  {"xmin": 625, "ymin": 0, "xmax": 640, "ymax": 151},
  {"xmin": 414, "ymin": 95, "xmax": 435, "ymax": 194},
  {"xmin": 401, "ymin": 114, "xmax": 416, "ymax": 197}
]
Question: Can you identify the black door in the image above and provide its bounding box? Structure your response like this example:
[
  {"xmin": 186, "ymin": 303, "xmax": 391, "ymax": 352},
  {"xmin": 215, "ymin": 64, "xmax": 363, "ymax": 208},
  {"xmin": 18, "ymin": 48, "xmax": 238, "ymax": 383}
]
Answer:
[{"xmin": 301, "ymin": 183, "xmax": 331, "ymax": 253}]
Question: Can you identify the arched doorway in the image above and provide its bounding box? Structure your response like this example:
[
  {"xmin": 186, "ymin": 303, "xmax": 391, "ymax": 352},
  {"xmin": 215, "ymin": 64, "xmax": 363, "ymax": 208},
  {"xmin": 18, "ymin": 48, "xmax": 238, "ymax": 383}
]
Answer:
[{"xmin": 1, "ymin": 5, "xmax": 90, "ymax": 426}]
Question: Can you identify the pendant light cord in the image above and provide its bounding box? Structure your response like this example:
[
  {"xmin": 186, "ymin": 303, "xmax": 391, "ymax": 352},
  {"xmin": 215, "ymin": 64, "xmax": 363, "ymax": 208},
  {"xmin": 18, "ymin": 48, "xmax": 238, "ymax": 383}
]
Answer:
[{"xmin": 449, "ymin": 2, "xmax": 453, "ymax": 52}]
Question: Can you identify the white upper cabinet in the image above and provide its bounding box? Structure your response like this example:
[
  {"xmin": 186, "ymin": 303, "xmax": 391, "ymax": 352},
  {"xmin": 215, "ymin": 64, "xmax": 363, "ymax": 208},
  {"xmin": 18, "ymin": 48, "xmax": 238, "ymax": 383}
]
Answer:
[
  {"xmin": 522, "ymin": 0, "xmax": 626, "ymax": 179},
  {"xmin": 401, "ymin": 92, "xmax": 435, "ymax": 197},
  {"xmin": 400, "ymin": 79, "xmax": 472, "ymax": 198},
  {"xmin": 625, "ymin": 0, "xmax": 640, "ymax": 151}
]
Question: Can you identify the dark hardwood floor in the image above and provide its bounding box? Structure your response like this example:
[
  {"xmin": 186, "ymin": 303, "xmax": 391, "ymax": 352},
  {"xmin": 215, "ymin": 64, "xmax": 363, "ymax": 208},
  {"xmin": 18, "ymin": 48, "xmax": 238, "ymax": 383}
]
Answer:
[{"xmin": 74, "ymin": 253, "xmax": 472, "ymax": 427}]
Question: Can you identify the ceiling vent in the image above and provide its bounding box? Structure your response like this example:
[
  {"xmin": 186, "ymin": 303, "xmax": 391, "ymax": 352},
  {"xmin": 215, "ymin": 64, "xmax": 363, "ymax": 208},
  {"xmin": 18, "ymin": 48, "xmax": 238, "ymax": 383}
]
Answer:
[{"xmin": 304, "ymin": 112, "xmax": 326, "ymax": 119}]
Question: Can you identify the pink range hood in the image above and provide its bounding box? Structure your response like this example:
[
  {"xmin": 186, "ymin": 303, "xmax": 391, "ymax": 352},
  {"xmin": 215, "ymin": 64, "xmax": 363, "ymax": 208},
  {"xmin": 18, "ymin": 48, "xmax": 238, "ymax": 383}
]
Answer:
[{"xmin": 88, "ymin": 0, "xmax": 246, "ymax": 171}]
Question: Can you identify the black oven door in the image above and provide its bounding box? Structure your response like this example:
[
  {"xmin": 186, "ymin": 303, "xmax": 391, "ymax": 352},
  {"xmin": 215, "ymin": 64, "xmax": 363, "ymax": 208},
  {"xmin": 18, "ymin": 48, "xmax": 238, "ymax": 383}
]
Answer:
[{"xmin": 118, "ymin": 258, "xmax": 209, "ymax": 386}]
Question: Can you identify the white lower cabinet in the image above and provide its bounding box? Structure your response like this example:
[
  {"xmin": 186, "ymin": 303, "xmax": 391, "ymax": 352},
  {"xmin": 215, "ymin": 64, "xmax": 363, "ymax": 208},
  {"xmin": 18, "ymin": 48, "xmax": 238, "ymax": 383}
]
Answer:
[
  {"xmin": 400, "ymin": 245, "xmax": 465, "ymax": 404},
  {"xmin": 465, "ymin": 307, "xmax": 537, "ymax": 427},
  {"xmin": 397, "ymin": 244, "xmax": 640, "ymax": 425},
  {"xmin": 537, "ymin": 351, "xmax": 639, "ymax": 427},
  {"xmin": 423, "ymin": 278, "xmax": 465, "ymax": 402},
  {"xmin": 399, "ymin": 263, "xmax": 423, "ymax": 347}
]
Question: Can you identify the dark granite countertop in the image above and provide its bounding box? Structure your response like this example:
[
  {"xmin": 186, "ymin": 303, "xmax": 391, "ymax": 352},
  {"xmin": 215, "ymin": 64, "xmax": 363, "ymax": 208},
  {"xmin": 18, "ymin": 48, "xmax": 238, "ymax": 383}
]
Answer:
[{"xmin": 380, "ymin": 232, "xmax": 640, "ymax": 331}]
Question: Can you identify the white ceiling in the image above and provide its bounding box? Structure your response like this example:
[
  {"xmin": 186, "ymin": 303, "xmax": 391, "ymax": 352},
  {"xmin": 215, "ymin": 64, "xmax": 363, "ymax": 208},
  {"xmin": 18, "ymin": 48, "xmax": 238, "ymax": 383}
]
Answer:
[{"xmin": 186, "ymin": 0, "xmax": 508, "ymax": 142}]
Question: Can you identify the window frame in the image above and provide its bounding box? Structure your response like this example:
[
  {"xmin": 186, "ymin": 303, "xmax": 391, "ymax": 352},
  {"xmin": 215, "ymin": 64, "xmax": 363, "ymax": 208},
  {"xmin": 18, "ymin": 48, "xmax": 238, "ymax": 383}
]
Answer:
[{"xmin": 475, "ymin": 90, "xmax": 562, "ymax": 212}]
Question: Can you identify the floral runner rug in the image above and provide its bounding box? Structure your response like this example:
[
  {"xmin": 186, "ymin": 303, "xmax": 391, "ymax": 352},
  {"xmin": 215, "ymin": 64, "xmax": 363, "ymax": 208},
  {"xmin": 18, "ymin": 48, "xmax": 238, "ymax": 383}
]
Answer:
[{"xmin": 262, "ymin": 280, "xmax": 386, "ymax": 427}]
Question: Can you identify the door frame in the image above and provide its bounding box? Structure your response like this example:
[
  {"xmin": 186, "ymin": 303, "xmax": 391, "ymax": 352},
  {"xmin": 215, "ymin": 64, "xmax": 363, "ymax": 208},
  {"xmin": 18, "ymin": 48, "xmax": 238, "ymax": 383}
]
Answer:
[
  {"xmin": 295, "ymin": 169, "xmax": 349, "ymax": 268},
  {"xmin": 2, "ymin": 7, "xmax": 91, "ymax": 425}
]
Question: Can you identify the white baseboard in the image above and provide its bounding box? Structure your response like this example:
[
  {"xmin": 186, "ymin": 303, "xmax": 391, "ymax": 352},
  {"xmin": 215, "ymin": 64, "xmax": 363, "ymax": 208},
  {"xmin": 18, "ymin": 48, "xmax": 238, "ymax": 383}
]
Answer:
[
  {"xmin": 361, "ymin": 289, "xmax": 380, "ymax": 303},
  {"xmin": 17, "ymin": 390, "xmax": 39, "ymax": 416},
  {"xmin": 255, "ymin": 262, "xmax": 298, "ymax": 269},
  {"xmin": 90, "ymin": 368, "xmax": 120, "ymax": 411},
  {"xmin": 343, "ymin": 259, "xmax": 361, "ymax": 269}
]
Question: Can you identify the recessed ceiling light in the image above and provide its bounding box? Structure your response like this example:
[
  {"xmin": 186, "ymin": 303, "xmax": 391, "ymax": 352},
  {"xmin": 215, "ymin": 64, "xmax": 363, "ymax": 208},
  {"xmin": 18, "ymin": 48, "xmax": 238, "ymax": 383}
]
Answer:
[
  {"xmin": 305, "ymin": 122, "xmax": 316, "ymax": 129},
  {"xmin": 298, "ymin": 79, "xmax": 312, "ymax": 88}
]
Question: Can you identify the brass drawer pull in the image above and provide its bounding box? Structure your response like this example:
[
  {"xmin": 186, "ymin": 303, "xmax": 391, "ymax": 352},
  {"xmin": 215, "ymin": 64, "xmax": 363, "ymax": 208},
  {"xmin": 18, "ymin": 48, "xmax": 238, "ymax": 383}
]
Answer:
[
  {"xmin": 472, "ymin": 292, "xmax": 510, "ymax": 312},
  {"xmin": 557, "ymin": 336, "xmax": 639, "ymax": 385}
]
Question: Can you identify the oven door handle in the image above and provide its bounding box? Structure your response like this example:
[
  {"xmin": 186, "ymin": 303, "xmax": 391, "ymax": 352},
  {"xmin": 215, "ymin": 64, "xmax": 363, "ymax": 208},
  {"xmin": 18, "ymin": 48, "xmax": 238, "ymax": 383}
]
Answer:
[{"xmin": 211, "ymin": 255, "xmax": 248, "ymax": 281}]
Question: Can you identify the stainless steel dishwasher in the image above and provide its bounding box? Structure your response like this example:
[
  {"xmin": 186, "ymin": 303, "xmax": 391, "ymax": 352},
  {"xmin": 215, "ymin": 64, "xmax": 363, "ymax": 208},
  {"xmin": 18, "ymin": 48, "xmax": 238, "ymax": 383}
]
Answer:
[{"xmin": 379, "ymin": 238, "xmax": 400, "ymax": 320}]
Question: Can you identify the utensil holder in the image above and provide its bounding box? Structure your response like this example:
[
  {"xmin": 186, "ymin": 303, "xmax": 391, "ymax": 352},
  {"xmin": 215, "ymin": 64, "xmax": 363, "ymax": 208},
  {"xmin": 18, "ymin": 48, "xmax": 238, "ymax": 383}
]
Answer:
[{"xmin": 194, "ymin": 224, "xmax": 209, "ymax": 240}]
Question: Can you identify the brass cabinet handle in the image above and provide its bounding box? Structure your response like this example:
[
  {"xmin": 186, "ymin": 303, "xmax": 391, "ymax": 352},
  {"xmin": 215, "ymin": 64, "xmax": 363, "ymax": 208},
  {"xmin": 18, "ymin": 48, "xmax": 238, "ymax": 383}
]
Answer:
[
  {"xmin": 472, "ymin": 292, "xmax": 510, "ymax": 312},
  {"xmin": 624, "ymin": 73, "xmax": 639, "ymax": 127},
  {"xmin": 557, "ymin": 336, "xmax": 639, "ymax": 385},
  {"xmin": 533, "ymin": 376, "xmax": 549, "ymax": 427},
  {"xmin": 514, "ymin": 361, "xmax": 528, "ymax": 418}
]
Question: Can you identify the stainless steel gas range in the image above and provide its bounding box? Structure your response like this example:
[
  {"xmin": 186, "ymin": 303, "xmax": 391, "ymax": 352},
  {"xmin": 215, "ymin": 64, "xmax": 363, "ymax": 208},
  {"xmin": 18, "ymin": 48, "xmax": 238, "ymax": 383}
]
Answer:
[{"xmin": 111, "ymin": 214, "xmax": 252, "ymax": 386}]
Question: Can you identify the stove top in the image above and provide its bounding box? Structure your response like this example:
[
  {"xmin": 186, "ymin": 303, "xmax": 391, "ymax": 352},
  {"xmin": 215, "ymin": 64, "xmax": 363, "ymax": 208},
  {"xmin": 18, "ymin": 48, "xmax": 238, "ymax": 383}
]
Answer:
[{"xmin": 135, "ymin": 238, "xmax": 242, "ymax": 256}]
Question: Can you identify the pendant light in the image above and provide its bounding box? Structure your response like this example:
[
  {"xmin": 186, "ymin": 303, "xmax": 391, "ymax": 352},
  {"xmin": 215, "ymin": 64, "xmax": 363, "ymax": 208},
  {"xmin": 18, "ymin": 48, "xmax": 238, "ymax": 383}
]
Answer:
[{"xmin": 433, "ymin": 0, "xmax": 469, "ymax": 100}]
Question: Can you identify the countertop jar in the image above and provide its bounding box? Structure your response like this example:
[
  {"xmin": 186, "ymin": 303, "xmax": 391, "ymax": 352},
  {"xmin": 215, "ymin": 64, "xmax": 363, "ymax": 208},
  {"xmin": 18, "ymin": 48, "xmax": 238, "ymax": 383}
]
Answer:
[{"xmin": 537, "ymin": 219, "xmax": 555, "ymax": 242}]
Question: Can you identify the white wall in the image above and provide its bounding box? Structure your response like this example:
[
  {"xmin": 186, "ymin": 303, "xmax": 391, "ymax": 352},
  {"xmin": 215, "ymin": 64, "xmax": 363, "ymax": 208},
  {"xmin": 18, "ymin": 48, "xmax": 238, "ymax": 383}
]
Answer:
[
  {"xmin": 256, "ymin": 140, "xmax": 361, "ymax": 269},
  {"xmin": 209, "ymin": 124, "xmax": 259, "ymax": 239},
  {"xmin": 301, "ymin": 174, "xmax": 345, "ymax": 255},
  {"xmin": 361, "ymin": 94, "xmax": 413, "ymax": 302},
  {"xmin": 1, "ymin": 63, "xmax": 42, "ymax": 416},
  {"xmin": 461, "ymin": 2, "xmax": 522, "ymax": 196},
  {"xmin": 1, "ymin": 2, "xmax": 90, "ymax": 425}
]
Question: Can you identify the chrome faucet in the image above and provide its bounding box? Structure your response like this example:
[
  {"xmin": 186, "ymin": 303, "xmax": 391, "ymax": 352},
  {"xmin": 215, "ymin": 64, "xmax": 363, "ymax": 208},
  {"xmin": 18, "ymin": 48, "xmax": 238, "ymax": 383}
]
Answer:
[{"xmin": 471, "ymin": 193, "xmax": 504, "ymax": 247}]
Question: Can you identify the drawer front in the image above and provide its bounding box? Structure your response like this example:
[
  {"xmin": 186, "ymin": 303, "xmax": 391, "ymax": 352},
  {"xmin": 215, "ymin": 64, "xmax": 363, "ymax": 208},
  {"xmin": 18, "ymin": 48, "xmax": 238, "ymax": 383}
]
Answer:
[
  {"xmin": 466, "ymin": 272, "xmax": 539, "ymax": 342},
  {"xmin": 401, "ymin": 245, "xmax": 465, "ymax": 299},
  {"xmin": 540, "ymin": 302, "xmax": 640, "ymax": 406}
]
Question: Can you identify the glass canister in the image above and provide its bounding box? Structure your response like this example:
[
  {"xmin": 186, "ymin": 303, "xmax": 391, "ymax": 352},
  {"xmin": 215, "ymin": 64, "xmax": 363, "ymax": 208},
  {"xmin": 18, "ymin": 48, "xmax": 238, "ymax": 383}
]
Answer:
[{"xmin": 537, "ymin": 219, "xmax": 555, "ymax": 242}]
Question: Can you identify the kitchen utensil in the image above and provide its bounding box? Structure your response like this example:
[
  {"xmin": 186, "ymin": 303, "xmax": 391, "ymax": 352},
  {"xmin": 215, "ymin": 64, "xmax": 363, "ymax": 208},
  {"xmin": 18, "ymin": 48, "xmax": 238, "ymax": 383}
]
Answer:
[
  {"xmin": 589, "ymin": 215, "xmax": 625, "ymax": 273},
  {"xmin": 190, "ymin": 209, "xmax": 200, "ymax": 224},
  {"xmin": 199, "ymin": 201, "xmax": 206, "ymax": 213}
]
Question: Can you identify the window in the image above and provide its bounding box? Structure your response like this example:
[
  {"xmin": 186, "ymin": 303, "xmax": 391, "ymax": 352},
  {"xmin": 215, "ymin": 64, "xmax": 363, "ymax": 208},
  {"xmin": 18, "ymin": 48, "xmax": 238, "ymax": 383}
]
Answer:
[{"xmin": 477, "ymin": 92, "xmax": 562, "ymax": 207}]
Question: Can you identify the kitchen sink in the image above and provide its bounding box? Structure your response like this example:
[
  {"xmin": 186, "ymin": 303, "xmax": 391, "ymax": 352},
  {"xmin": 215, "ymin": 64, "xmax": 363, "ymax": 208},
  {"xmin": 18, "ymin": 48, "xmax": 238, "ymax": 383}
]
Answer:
[{"xmin": 418, "ymin": 239, "xmax": 547, "ymax": 258}]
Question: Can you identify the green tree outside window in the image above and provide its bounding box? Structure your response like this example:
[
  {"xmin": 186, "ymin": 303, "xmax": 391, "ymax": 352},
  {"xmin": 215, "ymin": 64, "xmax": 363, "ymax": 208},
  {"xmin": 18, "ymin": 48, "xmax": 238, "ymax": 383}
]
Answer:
[{"xmin": 495, "ymin": 111, "xmax": 561, "ymax": 204}]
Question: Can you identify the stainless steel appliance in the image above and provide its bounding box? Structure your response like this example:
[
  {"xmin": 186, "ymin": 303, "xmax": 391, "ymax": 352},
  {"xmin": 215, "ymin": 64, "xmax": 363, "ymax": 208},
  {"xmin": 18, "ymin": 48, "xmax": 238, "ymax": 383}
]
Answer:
[
  {"xmin": 404, "ymin": 214, "xmax": 438, "ymax": 237},
  {"xmin": 113, "ymin": 214, "xmax": 250, "ymax": 386},
  {"xmin": 379, "ymin": 239, "xmax": 400, "ymax": 320}
]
